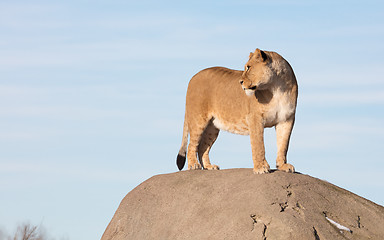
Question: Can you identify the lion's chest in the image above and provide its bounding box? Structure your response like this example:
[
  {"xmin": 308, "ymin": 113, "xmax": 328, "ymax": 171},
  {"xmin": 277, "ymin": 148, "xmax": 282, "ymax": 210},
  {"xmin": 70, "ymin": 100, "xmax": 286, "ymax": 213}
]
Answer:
[{"xmin": 263, "ymin": 91, "xmax": 295, "ymax": 127}]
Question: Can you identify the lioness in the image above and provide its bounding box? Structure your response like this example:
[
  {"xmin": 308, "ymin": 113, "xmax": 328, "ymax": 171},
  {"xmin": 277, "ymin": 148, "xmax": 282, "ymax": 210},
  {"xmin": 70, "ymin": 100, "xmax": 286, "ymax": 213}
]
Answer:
[{"xmin": 176, "ymin": 49, "xmax": 298, "ymax": 174}]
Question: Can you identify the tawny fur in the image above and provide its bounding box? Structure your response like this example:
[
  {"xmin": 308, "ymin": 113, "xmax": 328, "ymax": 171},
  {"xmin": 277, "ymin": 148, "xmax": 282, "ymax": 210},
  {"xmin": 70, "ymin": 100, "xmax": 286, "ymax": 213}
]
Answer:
[{"xmin": 177, "ymin": 49, "xmax": 298, "ymax": 174}]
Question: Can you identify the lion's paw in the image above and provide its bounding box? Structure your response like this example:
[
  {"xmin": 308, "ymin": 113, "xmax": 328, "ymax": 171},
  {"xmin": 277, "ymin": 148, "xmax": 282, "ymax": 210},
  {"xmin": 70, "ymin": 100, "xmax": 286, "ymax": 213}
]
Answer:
[
  {"xmin": 204, "ymin": 164, "xmax": 220, "ymax": 170},
  {"xmin": 277, "ymin": 163, "xmax": 295, "ymax": 173},
  {"xmin": 253, "ymin": 162, "xmax": 270, "ymax": 174},
  {"xmin": 188, "ymin": 162, "xmax": 202, "ymax": 170}
]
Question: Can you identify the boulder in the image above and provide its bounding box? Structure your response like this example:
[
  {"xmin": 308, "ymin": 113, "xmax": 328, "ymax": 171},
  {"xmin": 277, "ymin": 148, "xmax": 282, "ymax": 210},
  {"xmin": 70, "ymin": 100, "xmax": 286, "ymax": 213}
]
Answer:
[{"xmin": 101, "ymin": 169, "xmax": 384, "ymax": 239}]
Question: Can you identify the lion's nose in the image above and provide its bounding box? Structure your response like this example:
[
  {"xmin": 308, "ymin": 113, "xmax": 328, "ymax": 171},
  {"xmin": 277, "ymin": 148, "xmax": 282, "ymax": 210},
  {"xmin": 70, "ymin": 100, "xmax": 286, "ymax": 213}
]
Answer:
[{"xmin": 239, "ymin": 80, "xmax": 244, "ymax": 85}]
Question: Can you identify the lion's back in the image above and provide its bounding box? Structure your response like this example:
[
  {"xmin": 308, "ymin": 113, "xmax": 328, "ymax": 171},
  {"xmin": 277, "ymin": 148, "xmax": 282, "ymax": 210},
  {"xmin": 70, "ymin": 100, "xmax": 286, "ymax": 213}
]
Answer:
[
  {"xmin": 186, "ymin": 66, "xmax": 243, "ymax": 106},
  {"xmin": 189, "ymin": 67, "xmax": 242, "ymax": 86}
]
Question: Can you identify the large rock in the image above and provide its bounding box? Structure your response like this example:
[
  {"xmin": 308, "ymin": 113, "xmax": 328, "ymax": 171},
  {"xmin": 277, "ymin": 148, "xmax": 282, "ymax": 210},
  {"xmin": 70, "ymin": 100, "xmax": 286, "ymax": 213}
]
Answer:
[{"xmin": 101, "ymin": 169, "xmax": 384, "ymax": 239}]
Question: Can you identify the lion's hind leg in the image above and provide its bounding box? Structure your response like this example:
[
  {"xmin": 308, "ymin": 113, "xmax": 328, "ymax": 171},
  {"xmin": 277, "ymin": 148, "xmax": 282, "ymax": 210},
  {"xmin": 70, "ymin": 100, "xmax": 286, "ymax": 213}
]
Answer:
[
  {"xmin": 198, "ymin": 121, "xmax": 220, "ymax": 170},
  {"xmin": 187, "ymin": 120, "xmax": 207, "ymax": 170}
]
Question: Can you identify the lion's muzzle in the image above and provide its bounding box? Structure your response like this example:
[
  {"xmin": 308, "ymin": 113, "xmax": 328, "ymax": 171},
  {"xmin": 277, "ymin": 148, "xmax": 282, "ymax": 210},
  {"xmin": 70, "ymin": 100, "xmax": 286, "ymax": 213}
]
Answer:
[{"xmin": 240, "ymin": 79, "xmax": 257, "ymax": 96}]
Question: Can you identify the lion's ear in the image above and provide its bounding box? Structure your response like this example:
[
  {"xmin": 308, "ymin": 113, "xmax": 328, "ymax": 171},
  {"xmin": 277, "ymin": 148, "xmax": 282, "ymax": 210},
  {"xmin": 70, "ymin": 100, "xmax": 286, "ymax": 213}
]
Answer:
[
  {"xmin": 249, "ymin": 52, "xmax": 254, "ymax": 59},
  {"xmin": 255, "ymin": 48, "xmax": 268, "ymax": 62}
]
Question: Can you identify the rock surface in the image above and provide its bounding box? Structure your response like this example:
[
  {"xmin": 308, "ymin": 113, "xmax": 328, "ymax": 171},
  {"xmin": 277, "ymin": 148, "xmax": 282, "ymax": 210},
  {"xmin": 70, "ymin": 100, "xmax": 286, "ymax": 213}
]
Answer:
[{"xmin": 101, "ymin": 169, "xmax": 384, "ymax": 240}]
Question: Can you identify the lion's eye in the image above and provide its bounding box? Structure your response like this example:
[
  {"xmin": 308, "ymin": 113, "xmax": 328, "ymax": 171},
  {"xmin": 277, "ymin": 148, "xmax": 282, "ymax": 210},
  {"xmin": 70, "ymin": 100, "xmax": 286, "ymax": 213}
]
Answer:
[{"xmin": 246, "ymin": 65, "xmax": 251, "ymax": 71}]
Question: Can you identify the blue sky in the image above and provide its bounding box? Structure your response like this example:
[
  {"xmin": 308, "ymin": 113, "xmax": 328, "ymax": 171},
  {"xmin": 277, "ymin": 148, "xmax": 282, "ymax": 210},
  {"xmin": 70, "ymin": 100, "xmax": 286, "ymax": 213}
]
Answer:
[{"xmin": 0, "ymin": 0, "xmax": 383, "ymax": 239}]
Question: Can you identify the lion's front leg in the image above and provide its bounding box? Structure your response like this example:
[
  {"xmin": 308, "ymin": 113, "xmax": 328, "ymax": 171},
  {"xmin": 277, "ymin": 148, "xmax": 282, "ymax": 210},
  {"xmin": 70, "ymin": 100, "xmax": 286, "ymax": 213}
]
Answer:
[
  {"xmin": 275, "ymin": 119, "xmax": 295, "ymax": 173},
  {"xmin": 249, "ymin": 117, "xmax": 270, "ymax": 174}
]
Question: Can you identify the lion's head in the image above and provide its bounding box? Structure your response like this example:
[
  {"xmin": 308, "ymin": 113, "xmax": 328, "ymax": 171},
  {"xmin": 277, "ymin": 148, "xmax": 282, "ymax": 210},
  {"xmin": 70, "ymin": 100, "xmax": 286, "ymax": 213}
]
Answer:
[{"xmin": 239, "ymin": 48, "xmax": 274, "ymax": 96}]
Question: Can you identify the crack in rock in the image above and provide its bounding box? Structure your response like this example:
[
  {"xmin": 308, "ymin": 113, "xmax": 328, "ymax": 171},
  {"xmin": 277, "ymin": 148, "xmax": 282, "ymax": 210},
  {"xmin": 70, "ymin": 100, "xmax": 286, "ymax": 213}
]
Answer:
[
  {"xmin": 277, "ymin": 184, "xmax": 293, "ymax": 212},
  {"xmin": 250, "ymin": 214, "xmax": 258, "ymax": 231},
  {"xmin": 262, "ymin": 223, "xmax": 267, "ymax": 240},
  {"xmin": 313, "ymin": 226, "xmax": 320, "ymax": 240},
  {"xmin": 283, "ymin": 184, "xmax": 293, "ymax": 199},
  {"xmin": 292, "ymin": 201, "xmax": 305, "ymax": 216},
  {"xmin": 287, "ymin": 190, "xmax": 292, "ymax": 197},
  {"xmin": 250, "ymin": 214, "xmax": 268, "ymax": 239},
  {"xmin": 271, "ymin": 184, "xmax": 294, "ymax": 213},
  {"xmin": 357, "ymin": 215, "xmax": 361, "ymax": 228},
  {"xmin": 279, "ymin": 202, "xmax": 288, "ymax": 212},
  {"xmin": 283, "ymin": 183, "xmax": 292, "ymax": 189},
  {"xmin": 322, "ymin": 211, "xmax": 328, "ymax": 217}
]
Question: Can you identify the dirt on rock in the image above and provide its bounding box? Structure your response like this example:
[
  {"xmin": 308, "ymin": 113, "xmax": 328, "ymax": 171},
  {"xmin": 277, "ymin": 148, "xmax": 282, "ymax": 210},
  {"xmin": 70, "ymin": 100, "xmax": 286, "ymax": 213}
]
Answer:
[{"xmin": 101, "ymin": 169, "xmax": 384, "ymax": 240}]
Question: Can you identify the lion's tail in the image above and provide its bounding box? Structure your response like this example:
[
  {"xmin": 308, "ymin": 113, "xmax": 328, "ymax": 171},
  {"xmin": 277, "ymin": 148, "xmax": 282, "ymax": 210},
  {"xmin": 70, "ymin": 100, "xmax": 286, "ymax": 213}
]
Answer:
[{"xmin": 176, "ymin": 113, "xmax": 188, "ymax": 170}]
